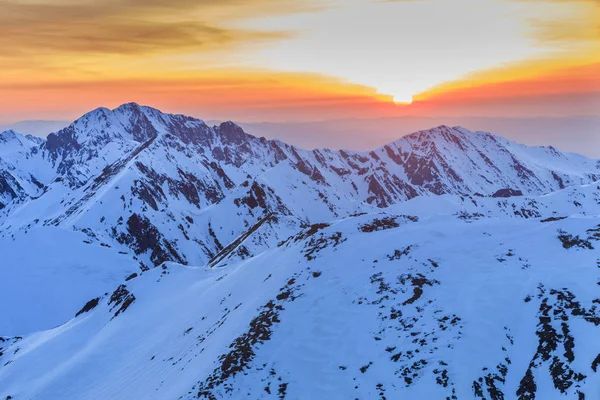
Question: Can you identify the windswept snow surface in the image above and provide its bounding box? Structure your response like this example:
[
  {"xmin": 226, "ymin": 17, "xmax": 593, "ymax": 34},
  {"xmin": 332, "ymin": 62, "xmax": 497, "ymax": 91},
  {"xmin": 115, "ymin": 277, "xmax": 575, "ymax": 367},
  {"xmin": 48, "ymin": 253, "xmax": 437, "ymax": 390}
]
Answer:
[
  {"xmin": 0, "ymin": 228, "xmax": 136, "ymax": 336},
  {"xmin": 1, "ymin": 103, "xmax": 599, "ymax": 399}
]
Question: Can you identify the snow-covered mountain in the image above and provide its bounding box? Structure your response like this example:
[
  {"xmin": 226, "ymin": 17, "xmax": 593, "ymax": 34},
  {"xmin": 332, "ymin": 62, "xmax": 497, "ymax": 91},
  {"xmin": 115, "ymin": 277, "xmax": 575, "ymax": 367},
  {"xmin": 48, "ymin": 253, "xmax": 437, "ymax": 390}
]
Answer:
[{"xmin": 1, "ymin": 103, "xmax": 599, "ymax": 399}]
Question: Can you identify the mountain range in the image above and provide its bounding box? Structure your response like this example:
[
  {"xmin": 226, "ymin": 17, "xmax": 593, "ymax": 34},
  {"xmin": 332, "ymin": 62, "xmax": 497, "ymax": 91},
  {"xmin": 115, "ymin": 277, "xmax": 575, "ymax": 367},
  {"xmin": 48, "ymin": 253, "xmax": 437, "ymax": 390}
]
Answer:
[{"xmin": 1, "ymin": 103, "xmax": 599, "ymax": 399}]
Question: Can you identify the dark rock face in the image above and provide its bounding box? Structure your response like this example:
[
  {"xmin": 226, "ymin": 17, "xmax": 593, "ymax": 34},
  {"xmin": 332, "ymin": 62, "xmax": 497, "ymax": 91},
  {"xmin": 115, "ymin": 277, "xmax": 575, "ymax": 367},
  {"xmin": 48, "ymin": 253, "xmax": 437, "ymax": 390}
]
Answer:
[
  {"xmin": 117, "ymin": 213, "xmax": 185, "ymax": 266},
  {"xmin": 403, "ymin": 154, "xmax": 448, "ymax": 195},
  {"xmin": 517, "ymin": 287, "xmax": 600, "ymax": 399},
  {"xmin": 282, "ymin": 223, "xmax": 330, "ymax": 246},
  {"xmin": 511, "ymin": 155, "xmax": 538, "ymax": 183},
  {"xmin": 131, "ymin": 180, "xmax": 163, "ymax": 211},
  {"xmin": 75, "ymin": 297, "xmax": 101, "ymax": 317},
  {"xmin": 45, "ymin": 125, "xmax": 81, "ymax": 158},
  {"xmin": 173, "ymin": 169, "xmax": 207, "ymax": 208},
  {"xmin": 123, "ymin": 214, "xmax": 161, "ymax": 254},
  {"xmin": 234, "ymin": 182, "xmax": 268, "ymax": 210},
  {"xmin": 360, "ymin": 216, "xmax": 417, "ymax": 233},
  {"xmin": 125, "ymin": 105, "xmax": 159, "ymax": 143},
  {"xmin": 125, "ymin": 273, "xmax": 138, "ymax": 281},
  {"xmin": 557, "ymin": 230, "xmax": 594, "ymax": 250},
  {"xmin": 0, "ymin": 171, "xmax": 21, "ymax": 204},
  {"xmin": 492, "ymin": 188, "xmax": 524, "ymax": 198},
  {"xmin": 384, "ymin": 145, "xmax": 403, "ymax": 165},
  {"xmin": 400, "ymin": 274, "xmax": 439, "ymax": 306},
  {"xmin": 592, "ymin": 354, "xmax": 600, "ymax": 372},
  {"xmin": 208, "ymin": 214, "xmax": 276, "ymax": 267},
  {"xmin": 29, "ymin": 174, "xmax": 44, "ymax": 190},
  {"xmin": 195, "ymin": 275, "xmax": 303, "ymax": 399},
  {"xmin": 134, "ymin": 161, "xmax": 225, "ymax": 210},
  {"xmin": 167, "ymin": 116, "xmax": 210, "ymax": 146},
  {"xmin": 541, "ymin": 216, "xmax": 567, "ymax": 223},
  {"xmin": 208, "ymin": 162, "xmax": 234, "ymax": 189},
  {"xmin": 291, "ymin": 148, "xmax": 313, "ymax": 177},
  {"xmin": 302, "ymin": 231, "xmax": 345, "ymax": 261},
  {"xmin": 108, "ymin": 285, "xmax": 136, "ymax": 319},
  {"xmin": 367, "ymin": 176, "xmax": 393, "ymax": 207},
  {"xmin": 218, "ymin": 121, "xmax": 247, "ymax": 145},
  {"xmin": 552, "ymin": 171, "xmax": 566, "ymax": 189}
]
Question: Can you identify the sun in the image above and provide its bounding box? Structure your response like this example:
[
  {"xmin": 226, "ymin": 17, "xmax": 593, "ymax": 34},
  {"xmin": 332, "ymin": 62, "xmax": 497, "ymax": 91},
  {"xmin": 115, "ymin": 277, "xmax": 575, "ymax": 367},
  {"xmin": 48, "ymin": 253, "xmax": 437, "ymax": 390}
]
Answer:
[{"xmin": 393, "ymin": 94, "xmax": 413, "ymax": 105}]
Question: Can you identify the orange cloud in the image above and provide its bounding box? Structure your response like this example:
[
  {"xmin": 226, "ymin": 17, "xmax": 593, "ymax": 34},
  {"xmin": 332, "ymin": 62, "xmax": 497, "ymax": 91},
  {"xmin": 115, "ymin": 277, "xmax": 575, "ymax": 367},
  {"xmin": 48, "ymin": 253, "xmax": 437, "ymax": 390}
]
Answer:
[
  {"xmin": 2, "ymin": 60, "xmax": 598, "ymax": 124},
  {"xmin": 416, "ymin": 62, "xmax": 600, "ymax": 101},
  {"xmin": 0, "ymin": 1, "xmax": 297, "ymax": 61},
  {"xmin": 408, "ymin": 62, "xmax": 600, "ymax": 117},
  {"xmin": 0, "ymin": 70, "xmax": 400, "ymax": 123},
  {"xmin": 1, "ymin": 0, "xmax": 598, "ymax": 124}
]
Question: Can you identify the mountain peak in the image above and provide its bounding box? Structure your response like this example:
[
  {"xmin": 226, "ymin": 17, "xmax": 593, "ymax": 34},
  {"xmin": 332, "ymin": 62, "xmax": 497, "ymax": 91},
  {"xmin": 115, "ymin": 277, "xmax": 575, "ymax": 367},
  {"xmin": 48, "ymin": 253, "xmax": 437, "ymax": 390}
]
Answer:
[
  {"xmin": 54, "ymin": 103, "xmax": 163, "ymax": 148},
  {"xmin": 74, "ymin": 103, "xmax": 154, "ymax": 126},
  {"xmin": 115, "ymin": 101, "xmax": 143, "ymax": 110},
  {"xmin": 0, "ymin": 129, "xmax": 43, "ymax": 159},
  {"xmin": 0, "ymin": 129, "xmax": 18, "ymax": 140},
  {"xmin": 2, "ymin": 103, "xmax": 600, "ymax": 400},
  {"xmin": 217, "ymin": 121, "xmax": 248, "ymax": 144},
  {"xmin": 0, "ymin": 129, "xmax": 20, "ymax": 140},
  {"xmin": 30, "ymin": 104, "xmax": 600, "ymax": 202},
  {"xmin": 414, "ymin": 125, "xmax": 469, "ymax": 137},
  {"xmin": 24, "ymin": 134, "xmax": 45, "ymax": 145},
  {"xmin": 112, "ymin": 102, "xmax": 156, "ymax": 115},
  {"xmin": 396, "ymin": 125, "xmax": 498, "ymax": 150},
  {"xmin": 0, "ymin": 129, "xmax": 39, "ymax": 147}
]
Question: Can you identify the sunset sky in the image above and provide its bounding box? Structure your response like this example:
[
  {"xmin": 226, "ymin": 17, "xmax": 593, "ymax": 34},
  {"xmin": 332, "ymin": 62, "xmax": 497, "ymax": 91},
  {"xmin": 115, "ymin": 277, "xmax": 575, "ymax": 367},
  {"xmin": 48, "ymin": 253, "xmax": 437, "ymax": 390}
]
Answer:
[{"xmin": 0, "ymin": 0, "xmax": 598, "ymax": 126}]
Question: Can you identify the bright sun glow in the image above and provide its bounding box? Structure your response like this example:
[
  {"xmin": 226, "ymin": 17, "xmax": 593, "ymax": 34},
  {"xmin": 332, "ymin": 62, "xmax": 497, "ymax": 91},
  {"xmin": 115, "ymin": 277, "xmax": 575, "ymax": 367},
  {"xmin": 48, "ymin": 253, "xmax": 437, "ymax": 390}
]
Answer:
[
  {"xmin": 241, "ymin": 0, "xmax": 565, "ymax": 106},
  {"xmin": 0, "ymin": 0, "xmax": 597, "ymax": 122},
  {"xmin": 393, "ymin": 94, "xmax": 413, "ymax": 105}
]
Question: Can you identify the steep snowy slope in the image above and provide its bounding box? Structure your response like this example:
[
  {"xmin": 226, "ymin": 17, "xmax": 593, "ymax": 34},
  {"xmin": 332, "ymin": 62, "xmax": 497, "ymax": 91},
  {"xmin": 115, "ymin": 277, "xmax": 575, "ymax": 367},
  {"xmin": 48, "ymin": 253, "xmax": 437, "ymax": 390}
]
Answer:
[
  {"xmin": 0, "ymin": 130, "xmax": 46, "ymax": 209},
  {"xmin": 1, "ymin": 103, "xmax": 599, "ymax": 399},
  {"xmin": 1, "ymin": 186, "xmax": 599, "ymax": 399},
  {"xmin": 0, "ymin": 227, "xmax": 136, "ymax": 336},
  {"xmin": 381, "ymin": 126, "xmax": 598, "ymax": 198},
  {"xmin": 0, "ymin": 104, "xmax": 598, "ymax": 269}
]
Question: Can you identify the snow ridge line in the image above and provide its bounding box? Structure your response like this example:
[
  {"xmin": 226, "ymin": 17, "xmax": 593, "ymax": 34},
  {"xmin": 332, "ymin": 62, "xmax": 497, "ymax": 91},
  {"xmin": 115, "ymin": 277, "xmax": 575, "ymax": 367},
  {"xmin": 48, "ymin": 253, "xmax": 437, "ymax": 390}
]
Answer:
[
  {"xmin": 49, "ymin": 134, "xmax": 158, "ymax": 227},
  {"xmin": 208, "ymin": 213, "xmax": 276, "ymax": 268}
]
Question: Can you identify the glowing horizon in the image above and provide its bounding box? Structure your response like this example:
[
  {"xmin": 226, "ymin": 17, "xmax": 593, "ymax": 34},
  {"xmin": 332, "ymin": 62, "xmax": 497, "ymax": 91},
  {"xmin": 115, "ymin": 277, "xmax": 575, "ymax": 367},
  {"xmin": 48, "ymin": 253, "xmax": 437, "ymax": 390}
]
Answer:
[{"xmin": 0, "ymin": 0, "xmax": 598, "ymax": 124}]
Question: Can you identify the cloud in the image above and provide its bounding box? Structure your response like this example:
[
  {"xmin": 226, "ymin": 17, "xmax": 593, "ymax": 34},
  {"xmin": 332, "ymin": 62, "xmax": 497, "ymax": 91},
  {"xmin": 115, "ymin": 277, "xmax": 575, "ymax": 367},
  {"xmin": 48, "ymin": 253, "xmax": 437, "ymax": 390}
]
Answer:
[
  {"xmin": 1, "ymin": 0, "xmax": 598, "ymax": 125},
  {"xmin": 410, "ymin": 61, "xmax": 600, "ymax": 118},
  {"xmin": 0, "ymin": 68, "xmax": 398, "ymax": 123},
  {"xmin": 516, "ymin": 0, "xmax": 599, "ymax": 4},
  {"xmin": 386, "ymin": 0, "xmax": 599, "ymax": 49},
  {"xmin": 530, "ymin": 17, "xmax": 600, "ymax": 45},
  {"xmin": 509, "ymin": 0, "xmax": 600, "ymax": 48},
  {"xmin": 0, "ymin": 0, "xmax": 302, "ymax": 58}
]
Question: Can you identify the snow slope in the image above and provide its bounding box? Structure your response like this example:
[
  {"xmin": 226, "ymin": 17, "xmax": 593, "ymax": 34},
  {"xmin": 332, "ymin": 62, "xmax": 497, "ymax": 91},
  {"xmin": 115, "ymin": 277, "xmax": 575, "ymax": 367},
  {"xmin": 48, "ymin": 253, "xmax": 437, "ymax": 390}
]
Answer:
[
  {"xmin": 1, "ymin": 192, "xmax": 599, "ymax": 399},
  {"xmin": 0, "ymin": 104, "xmax": 598, "ymax": 268},
  {"xmin": 0, "ymin": 227, "xmax": 136, "ymax": 336},
  {"xmin": 1, "ymin": 103, "xmax": 599, "ymax": 399}
]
